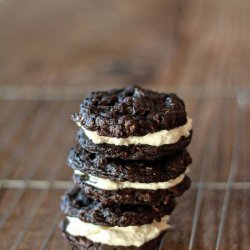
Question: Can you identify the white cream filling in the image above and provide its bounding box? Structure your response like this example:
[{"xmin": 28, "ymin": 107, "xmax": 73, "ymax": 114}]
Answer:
[
  {"xmin": 78, "ymin": 117, "xmax": 192, "ymax": 146},
  {"xmin": 74, "ymin": 168, "xmax": 189, "ymax": 190},
  {"xmin": 66, "ymin": 215, "xmax": 170, "ymax": 247}
]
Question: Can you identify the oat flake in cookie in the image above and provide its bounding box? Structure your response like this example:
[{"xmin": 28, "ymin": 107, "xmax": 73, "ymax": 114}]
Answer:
[{"xmin": 72, "ymin": 86, "xmax": 193, "ymax": 160}]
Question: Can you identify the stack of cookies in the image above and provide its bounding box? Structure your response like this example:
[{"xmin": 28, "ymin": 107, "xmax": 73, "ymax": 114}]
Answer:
[{"xmin": 61, "ymin": 86, "xmax": 193, "ymax": 249}]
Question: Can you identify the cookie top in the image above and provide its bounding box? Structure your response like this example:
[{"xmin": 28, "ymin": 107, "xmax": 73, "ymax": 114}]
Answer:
[
  {"xmin": 61, "ymin": 187, "xmax": 176, "ymax": 227},
  {"xmin": 68, "ymin": 145, "xmax": 192, "ymax": 183},
  {"xmin": 72, "ymin": 85, "xmax": 187, "ymax": 138}
]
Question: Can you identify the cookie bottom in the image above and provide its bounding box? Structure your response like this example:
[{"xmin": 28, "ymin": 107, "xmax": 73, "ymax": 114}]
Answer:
[
  {"xmin": 73, "ymin": 175, "xmax": 191, "ymax": 206},
  {"xmin": 78, "ymin": 129, "xmax": 192, "ymax": 161},
  {"xmin": 61, "ymin": 218, "xmax": 164, "ymax": 250}
]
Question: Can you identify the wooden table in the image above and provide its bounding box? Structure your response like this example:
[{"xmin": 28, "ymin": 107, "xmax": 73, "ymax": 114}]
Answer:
[{"xmin": 0, "ymin": 1, "xmax": 249, "ymax": 249}]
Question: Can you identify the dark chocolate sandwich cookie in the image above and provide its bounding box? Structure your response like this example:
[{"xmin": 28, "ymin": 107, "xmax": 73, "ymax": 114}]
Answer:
[
  {"xmin": 68, "ymin": 144, "xmax": 191, "ymax": 183},
  {"xmin": 62, "ymin": 217, "xmax": 165, "ymax": 250},
  {"xmin": 72, "ymin": 86, "xmax": 192, "ymax": 160},
  {"xmin": 73, "ymin": 175, "xmax": 191, "ymax": 206},
  {"xmin": 61, "ymin": 187, "xmax": 176, "ymax": 227},
  {"xmin": 61, "ymin": 85, "xmax": 194, "ymax": 249}
]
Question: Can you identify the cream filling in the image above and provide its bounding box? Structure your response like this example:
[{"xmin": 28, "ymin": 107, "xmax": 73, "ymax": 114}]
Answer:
[
  {"xmin": 78, "ymin": 117, "xmax": 192, "ymax": 146},
  {"xmin": 74, "ymin": 168, "xmax": 189, "ymax": 190},
  {"xmin": 65, "ymin": 215, "xmax": 170, "ymax": 247}
]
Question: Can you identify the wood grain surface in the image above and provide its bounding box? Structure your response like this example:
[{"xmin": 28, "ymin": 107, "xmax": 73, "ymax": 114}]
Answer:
[{"xmin": 0, "ymin": 0, "xmax": 250, "ymax": 249}]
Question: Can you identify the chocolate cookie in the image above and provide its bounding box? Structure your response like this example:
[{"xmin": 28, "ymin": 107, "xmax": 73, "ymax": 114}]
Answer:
[
  {"xmin": 72, "ymin": 85, "xmax": 187, "ymax": 138},
  {"xmin": 62, "ymin": 218, "xmax": 164, "ymax": 250},
  {"xmin": 73, "ymin": 175, "xmax": 191, "ymax": 206},
  {"xmin": 77, "ymin": 130, "xmax": 192, "ymax": 160},
  {"xmin": 68, "ymin": 144, "xmax": 191, "ymax": 183},
  {"xmin": 61, "ymin": 187, "xmax": 176, "ymax": 227}
]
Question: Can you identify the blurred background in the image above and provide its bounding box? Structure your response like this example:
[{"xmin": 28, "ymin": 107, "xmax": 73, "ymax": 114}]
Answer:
[
  {"xmin": 1, "ymin": 0, "xmax": 249, "ymax": 99},
  {"xmin": 0, "ymin": 1, "xmax": 249, "ymax": 249}
]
